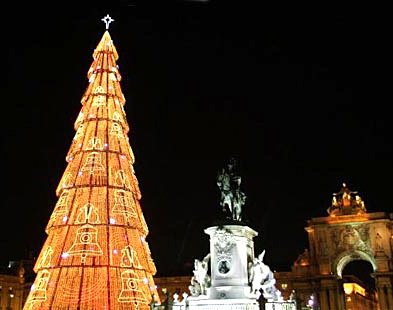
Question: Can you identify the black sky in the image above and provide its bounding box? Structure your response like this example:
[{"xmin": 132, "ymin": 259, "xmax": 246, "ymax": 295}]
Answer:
[{"xmin": 3, "ymin": 3, "xmax": 392, "ymax": 276}]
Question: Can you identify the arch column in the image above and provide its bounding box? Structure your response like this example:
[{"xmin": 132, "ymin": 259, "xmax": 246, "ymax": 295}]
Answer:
[
  {"xmin": 387, "ymin": 286, "xmax": 393, "ymax": 309},
  {"xmin": 319, "ymin": 277, "xmax": 345, "ymax": 310},
  {"xmin": 373, "ymin": 273, "xmax": 393, "ymax": 310},
  {"xmin": 318, "ymin": 288, "xmax": 329, "ymax": 309}
]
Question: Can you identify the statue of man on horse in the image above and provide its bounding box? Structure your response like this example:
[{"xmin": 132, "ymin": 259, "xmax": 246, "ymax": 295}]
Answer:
[{"xmin": 217, "ymin": 157, "xmax": 246, "ymax": 221}]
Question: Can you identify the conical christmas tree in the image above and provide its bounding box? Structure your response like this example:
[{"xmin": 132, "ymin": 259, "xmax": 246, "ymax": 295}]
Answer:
[{"xmin": 24, "ymin": 15, "xmax": 160, "ymax": 310}]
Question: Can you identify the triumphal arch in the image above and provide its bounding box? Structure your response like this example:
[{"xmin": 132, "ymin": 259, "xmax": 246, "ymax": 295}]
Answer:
[{"xmin": 276, "ymin": 183, "xmax": 392, "ymax": 309}]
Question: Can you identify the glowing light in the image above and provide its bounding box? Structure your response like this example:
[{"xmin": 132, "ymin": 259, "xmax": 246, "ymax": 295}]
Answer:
[
  {"xmin": 307, "ymin": 295, "xmax": 315, "ymax": 307},
  {"xmin": 23, "ymin": 26, "xmax": 159, "ymax": 310},
  {"xmin": 343, "ymin": 283, "xmax": 366, "ymax": 296},
  {"xmin": 87, "ymin": 137, "xmax": 103, "ymax": 150},
  {"xmin": 61, "ymin": 252, "xmax": 70, "ymax": 259}
]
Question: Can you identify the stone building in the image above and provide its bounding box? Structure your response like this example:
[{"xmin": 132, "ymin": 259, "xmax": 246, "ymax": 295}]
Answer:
[
  {"xmin": 0, "ymin": 259, "xmax": 34, "ymax": 310},
  {"xmin": 154, "ymin": 276, "xmax": 192, "ymax": 306}
]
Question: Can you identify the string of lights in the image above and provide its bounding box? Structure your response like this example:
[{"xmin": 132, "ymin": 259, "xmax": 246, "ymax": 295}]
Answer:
[{"xmin": 23, "ymin": 16, "xmax": 160, "ymax": 310}]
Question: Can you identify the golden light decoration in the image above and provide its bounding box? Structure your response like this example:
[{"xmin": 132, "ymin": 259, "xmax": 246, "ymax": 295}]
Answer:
[
  {"xmin": 23, "ymin": 17, "xmax": 159, "ymax": 309},
  {"xmin": 343, "ymin": 283, "xmax": 366, "ymax": 296}
]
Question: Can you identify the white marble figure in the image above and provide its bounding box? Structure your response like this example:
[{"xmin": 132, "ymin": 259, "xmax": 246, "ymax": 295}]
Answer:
[
  {"xmin": 248, "ymin": 250, "xmax": 281, "ymax": 301},
  {"xmin": 189, "ymin": 253, "xmax": 211, "ymax": 296},
  {"xmin": 188, "ymin": 276, "xmax": 201, "ymax": 297},
  {"xmin": 249, "ymin": 254, "xmax": 265, "ymax": 298}
]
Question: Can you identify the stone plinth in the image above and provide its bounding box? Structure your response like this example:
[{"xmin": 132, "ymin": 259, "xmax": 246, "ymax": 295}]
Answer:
[
  {"xmin": 204, "ymin": 225, "xmax": 258, "ymax": 300},
  {"xmin": 187, "ymin": 297, "xmax": 260, "ymax": 310}
]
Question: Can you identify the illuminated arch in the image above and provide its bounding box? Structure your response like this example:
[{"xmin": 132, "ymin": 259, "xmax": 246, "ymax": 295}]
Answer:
[{"xmin": 335, "ymin": 250, "xmax": 377, "ymax": 278}]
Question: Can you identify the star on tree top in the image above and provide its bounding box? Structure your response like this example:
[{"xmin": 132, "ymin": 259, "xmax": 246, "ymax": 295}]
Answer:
[{"xmin": 101, "ymin": 14, "xmax": 114, "ymax": 30}]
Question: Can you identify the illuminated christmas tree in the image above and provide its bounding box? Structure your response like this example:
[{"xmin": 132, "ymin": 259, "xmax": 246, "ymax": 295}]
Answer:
[{"xmin": 23, "ymin": 15, "xmax": 159, "ymax": 310}]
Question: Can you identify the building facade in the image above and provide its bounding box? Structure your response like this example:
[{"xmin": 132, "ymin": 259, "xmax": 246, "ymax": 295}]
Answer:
[{"xmin": 0, "ymin": 260, "xmax": 34, "ymax": 310}]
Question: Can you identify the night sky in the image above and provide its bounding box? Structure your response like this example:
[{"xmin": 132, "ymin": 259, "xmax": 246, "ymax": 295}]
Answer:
[{"xmin": 3, "ymin": 3, "xmax": 391, "ymax": 276}]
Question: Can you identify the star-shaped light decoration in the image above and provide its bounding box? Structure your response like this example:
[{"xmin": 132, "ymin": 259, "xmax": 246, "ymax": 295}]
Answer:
[{"xmin": 101, "ymin": 14, "xmax": 114, "ymax": 30}]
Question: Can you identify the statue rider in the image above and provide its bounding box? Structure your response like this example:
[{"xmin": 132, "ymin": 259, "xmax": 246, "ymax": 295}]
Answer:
[{"xmin": 217, "ymin": 157, "xmax": 246, "ymax": 221}]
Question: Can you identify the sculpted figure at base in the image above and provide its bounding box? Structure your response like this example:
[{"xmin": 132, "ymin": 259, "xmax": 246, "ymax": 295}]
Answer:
[
  {"xmin": 189, "ymin": 253, "xmax": 211, "ymax": 296},
  {"xmin": 248, "ymin": 250, "xmax": 282, "ymax": 301},
  {"xmin": 217, "ymin": 157, "xmax": 246, "ymax": 221}
]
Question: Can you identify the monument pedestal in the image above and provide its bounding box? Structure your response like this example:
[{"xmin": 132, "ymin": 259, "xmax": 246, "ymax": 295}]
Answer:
[
  {"xmin": 205, "ymin": 225, "xmax": 257, "ymax": 300},
  {"xmin": 187, "ymin": 297, "xmax": 260, "ymax": 310},
  {"xmin": 170, "ymin": 224, "xmax": 295, "ymax": 310},
  {"xmin": 181, "ymin": 224, "xmax": 260, "ymax": 309}
]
